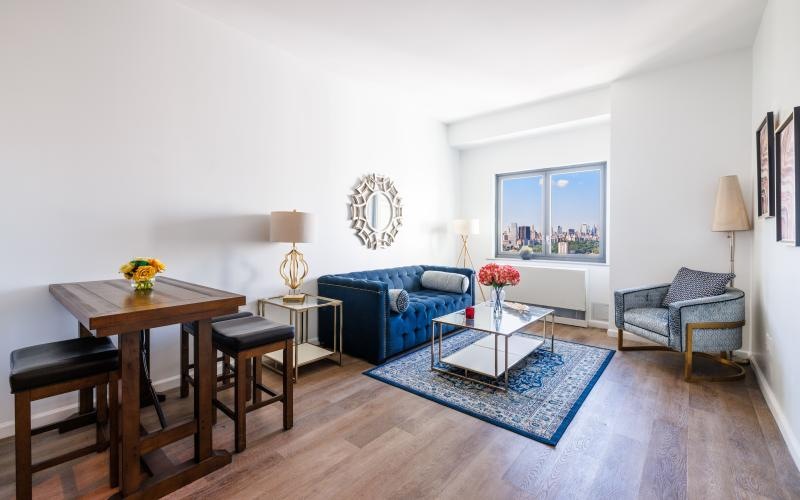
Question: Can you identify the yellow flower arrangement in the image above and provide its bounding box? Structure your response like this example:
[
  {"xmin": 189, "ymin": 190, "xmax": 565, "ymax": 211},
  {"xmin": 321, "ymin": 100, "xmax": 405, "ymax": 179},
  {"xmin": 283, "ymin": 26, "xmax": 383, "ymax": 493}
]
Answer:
[{"xmin": 119, "ymin": 257, "xmax": 166, "ymax": 290}]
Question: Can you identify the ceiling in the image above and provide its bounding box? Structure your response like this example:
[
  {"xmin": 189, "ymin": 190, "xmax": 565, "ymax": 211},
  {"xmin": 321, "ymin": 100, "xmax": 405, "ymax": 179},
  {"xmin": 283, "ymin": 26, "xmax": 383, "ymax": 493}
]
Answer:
[{"xmin": 178, "ymin": 0, "xmax": 766, "ymax": 122}]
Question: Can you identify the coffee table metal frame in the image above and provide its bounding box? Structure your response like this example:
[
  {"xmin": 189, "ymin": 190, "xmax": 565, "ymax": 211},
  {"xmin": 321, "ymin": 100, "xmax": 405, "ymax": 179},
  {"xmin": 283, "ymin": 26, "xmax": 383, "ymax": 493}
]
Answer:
[{"xmin": 430, "ymin": 303, "xmax": 556, "ymax": 391}]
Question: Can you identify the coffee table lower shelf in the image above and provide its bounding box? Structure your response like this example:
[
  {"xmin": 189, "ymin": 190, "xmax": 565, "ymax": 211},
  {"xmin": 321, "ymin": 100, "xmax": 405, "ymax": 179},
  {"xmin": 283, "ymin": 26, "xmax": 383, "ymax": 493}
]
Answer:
[{"xmin": 441, "ymin": 335, "xmax": 544, "ymax": 378}]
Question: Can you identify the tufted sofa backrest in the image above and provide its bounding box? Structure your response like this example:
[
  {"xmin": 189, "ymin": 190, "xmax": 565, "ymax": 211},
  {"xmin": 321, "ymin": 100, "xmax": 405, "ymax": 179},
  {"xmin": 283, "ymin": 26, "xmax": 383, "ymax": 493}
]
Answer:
[{"xmin": 334, "ymin": 265, "xmax": 424, "ymax": 291}]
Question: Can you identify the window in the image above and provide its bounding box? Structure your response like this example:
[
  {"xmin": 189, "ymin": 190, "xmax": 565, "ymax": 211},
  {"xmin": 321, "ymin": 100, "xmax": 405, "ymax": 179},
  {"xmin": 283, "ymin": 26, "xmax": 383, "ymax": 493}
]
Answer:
[{"xmin": 496, "ymin": 162, "xmax": 606, "ymax": 262}]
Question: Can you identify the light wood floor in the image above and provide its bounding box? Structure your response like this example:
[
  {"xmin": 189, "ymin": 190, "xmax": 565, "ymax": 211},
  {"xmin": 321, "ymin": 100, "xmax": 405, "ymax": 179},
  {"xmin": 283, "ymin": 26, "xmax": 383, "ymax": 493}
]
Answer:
[{"xmin": 2, "ymin": 325, "xmax": 799, "ymax": 499}]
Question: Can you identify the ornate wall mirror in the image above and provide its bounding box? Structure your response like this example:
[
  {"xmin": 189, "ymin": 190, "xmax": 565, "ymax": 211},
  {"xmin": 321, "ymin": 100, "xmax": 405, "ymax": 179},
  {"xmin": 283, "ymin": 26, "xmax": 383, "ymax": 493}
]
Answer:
[{"xmin": 349, "ymin": 173, "xmax": 403, "ymax": 249}]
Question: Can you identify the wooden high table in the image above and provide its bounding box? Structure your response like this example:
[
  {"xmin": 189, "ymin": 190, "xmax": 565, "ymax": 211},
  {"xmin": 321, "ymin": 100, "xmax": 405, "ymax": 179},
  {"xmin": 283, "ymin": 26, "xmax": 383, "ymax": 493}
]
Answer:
[{"xmin": 49, "ymin": 277, "xmax": 245, "ymax": 498}]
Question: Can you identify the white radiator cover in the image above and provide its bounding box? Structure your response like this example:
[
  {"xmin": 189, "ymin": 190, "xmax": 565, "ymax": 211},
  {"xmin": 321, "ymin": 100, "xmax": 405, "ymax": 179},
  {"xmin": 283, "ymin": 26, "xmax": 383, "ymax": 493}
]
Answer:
[{"xmin": 502, "ymin": 266, "xmax": 587, "ymax": 325}]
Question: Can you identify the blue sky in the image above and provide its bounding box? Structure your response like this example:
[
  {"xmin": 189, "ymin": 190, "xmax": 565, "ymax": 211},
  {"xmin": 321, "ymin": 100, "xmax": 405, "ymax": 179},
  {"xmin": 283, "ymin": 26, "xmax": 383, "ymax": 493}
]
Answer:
[{"xmin": 501, "ymin": 169, "xmax": 603, "ymax": 232}]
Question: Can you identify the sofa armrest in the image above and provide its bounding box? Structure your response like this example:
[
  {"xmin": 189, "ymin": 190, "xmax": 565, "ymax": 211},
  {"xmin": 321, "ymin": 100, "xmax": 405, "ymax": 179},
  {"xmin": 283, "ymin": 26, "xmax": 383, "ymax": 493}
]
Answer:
[
  {"xmin": 667, "ymin": 288, "xmax": 745, "ymax": 352},
  {"xmin": 614, "ymin": 283, "xmax": 671, "ymax": 328},
  {"xmin": 317, "ymin": 275, "xmax": 389, "ymax": 363},
  {"xmin": 420, "ymin": 265, "xmax": 476, "ymax": 305}
]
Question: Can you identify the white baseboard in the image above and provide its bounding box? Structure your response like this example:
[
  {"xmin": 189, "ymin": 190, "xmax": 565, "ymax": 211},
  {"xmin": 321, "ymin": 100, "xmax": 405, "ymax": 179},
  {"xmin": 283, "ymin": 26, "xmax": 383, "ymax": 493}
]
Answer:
[
  {"xmin": 0, "ymin": 374, "xmax": 182, "ymax": 440},
  {"xmin": 751, "ymin": 357, "xmax": 800, "ymax": 471},
  {"xmin": 587, "ymin": 319, "xmax": 608, "ymax": 330},
  {"xmin": 556, "ymin": 317, "xmax": 588, "ymax": 328}
]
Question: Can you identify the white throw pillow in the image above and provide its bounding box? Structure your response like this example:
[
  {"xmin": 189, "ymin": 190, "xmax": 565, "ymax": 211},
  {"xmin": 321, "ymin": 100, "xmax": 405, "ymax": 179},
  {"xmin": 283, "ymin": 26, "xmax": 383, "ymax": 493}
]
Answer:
[{"xmin": 420, "ymin": 270, "xmax": 469, "ymax": 294}]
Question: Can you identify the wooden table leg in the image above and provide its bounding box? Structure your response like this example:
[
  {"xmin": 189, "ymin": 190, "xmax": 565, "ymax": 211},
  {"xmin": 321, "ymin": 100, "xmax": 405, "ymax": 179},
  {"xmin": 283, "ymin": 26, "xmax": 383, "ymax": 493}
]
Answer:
[
  {"xmin": 79, "ymin": 322, "xmax": 95, "ymax": 413},
  {"xmin": 120, "ymin": 331, "xmax": 142, "ymax": 496},
  {"xmin": 194, "ymin": 319, "xmax": 213, "ymax": 462}
]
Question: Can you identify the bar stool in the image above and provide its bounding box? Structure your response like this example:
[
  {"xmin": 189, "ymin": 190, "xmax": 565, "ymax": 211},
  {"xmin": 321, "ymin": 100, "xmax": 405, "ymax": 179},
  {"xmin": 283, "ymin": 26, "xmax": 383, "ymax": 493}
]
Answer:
[
  {"xmin": 179, "ymin": 311, "xmax": 254, "ymax": 398},
  {"xmin": 10, "ymin": 337, "xmax": 119, "ymax": 500},
  {"xmin": 211, "ymin": 316, "xmax": 294, "ymax": 452}
]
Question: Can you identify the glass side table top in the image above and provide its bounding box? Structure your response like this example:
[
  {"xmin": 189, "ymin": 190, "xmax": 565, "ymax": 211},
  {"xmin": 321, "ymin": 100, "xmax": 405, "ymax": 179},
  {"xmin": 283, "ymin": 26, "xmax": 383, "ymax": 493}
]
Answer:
[
  {"xmin": 433, "ymin": 302, "xmax": 554, "ymax": 336},
  {"xmin": 259, "ymin": 295, "xmax": 342, "ymax": 311}
]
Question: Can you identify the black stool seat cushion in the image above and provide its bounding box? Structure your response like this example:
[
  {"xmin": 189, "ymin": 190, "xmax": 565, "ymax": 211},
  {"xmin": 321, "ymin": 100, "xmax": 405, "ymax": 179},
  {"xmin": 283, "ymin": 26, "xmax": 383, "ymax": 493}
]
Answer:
[
  {"xmin": 182, "ymin": 311, "xmax": 254, "ymax": 335},
  {"xmin": 9, "ymin": 337, "xmax": 118, "ymax": 393},
  {"xmin": 212, "ymin": 316, "xmax": 294, "ymax": 352}
]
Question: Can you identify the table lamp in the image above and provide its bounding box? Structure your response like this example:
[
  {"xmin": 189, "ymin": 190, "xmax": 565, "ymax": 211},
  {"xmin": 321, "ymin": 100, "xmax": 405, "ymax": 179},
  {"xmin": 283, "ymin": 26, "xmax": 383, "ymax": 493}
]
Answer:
[
  {"xmin": 270, "ymin": 210, "xmax": 315, "ymax": 302},
  {"xmin": 453, "ymin": 218, "xmax": 485, "ymax": 301},
  {"xmin": 711, "ymin": 175, "xmax": 750, "ymax": 287}
]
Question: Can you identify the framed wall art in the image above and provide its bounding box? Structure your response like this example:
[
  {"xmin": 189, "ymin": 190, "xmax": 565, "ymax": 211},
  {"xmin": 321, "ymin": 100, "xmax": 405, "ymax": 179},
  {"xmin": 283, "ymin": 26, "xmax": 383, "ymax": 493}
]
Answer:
[
  {"xmin": 756, "ymin": 112, "xmax": 775, "ymax": 217},
  {"xmin": 776, "ymin": 107, "xmax": 800, "ymax": 245}
]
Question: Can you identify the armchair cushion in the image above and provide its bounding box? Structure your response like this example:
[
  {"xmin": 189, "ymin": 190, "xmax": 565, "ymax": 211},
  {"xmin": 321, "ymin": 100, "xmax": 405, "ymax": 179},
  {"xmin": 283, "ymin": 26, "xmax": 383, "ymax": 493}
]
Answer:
[
  {"xmin": 662, "ymin": 267, "xmax": 735, "ymax": 306},
  {"xmin": 623, "ymin": 307, "xmax": 670, "ymax": 337}
]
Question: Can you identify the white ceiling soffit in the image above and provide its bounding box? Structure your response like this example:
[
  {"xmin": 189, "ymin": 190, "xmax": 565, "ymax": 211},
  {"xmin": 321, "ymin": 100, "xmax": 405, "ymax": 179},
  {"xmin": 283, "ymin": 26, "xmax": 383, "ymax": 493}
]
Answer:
[{"xmin": 177, "ymin": 0, "xmax": 767, "ymax": 122}]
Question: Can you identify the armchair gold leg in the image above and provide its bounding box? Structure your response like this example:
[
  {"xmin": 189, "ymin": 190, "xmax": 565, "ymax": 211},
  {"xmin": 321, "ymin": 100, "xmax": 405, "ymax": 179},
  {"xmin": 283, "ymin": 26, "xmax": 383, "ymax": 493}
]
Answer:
[
  {"xmin": 684, "ymin": 322, "xmax": 746, "ymax": 382},
  {"xmin": 617, "ymin": 328, "xmax": 671, "ymax": 351}
]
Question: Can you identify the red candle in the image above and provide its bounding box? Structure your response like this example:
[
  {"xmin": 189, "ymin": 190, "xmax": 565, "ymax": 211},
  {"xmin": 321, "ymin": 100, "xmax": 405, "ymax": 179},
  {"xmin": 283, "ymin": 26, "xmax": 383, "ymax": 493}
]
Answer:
[{"xmin": 465, "ymin": 306, "xmax": 475, "ymax": 319}]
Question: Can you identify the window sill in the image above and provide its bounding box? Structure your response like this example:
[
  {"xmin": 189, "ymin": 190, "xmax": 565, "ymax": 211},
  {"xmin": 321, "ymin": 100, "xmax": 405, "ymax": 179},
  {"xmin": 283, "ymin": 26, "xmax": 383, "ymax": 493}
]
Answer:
[{"xmin": 489, "ymin": 257, "xmax": 609, "ymax": 268}]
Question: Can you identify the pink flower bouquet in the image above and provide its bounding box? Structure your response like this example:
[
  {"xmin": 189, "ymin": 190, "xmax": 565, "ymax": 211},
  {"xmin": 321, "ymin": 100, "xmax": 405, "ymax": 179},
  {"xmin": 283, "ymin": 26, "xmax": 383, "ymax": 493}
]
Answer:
[{"xmin": 478, "ymin": 263, "xmax": 521, "ymax": 289}]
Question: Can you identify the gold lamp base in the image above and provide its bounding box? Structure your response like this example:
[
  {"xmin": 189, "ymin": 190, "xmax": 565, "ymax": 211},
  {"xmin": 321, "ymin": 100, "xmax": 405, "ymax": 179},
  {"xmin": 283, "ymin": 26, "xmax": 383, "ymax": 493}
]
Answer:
[{"xmin": 279, "ymin": 243, "xmax": 309, "ymax": 296}]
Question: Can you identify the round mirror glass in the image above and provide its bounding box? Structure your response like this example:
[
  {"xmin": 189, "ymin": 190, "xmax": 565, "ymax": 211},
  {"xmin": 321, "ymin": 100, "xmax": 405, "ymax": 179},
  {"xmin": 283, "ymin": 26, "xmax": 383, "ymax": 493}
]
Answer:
[{"xmin": 365, "ymin": 192, "xmax": 392, "ymax": 231}]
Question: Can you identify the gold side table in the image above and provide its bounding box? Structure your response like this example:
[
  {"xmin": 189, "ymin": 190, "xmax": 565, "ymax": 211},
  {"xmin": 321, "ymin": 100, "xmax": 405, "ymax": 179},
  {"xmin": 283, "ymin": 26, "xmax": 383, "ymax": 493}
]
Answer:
[{"xmin": 257, "ymin": 295, "xmax": 343, "ymax": 382}]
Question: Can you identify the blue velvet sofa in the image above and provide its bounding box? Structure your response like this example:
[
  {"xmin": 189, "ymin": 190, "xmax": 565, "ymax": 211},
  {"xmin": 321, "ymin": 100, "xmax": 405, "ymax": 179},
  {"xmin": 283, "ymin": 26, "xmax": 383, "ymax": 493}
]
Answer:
[{"xmin": 317, "ymin": 265, "xmax": 475, "ymax": 364}]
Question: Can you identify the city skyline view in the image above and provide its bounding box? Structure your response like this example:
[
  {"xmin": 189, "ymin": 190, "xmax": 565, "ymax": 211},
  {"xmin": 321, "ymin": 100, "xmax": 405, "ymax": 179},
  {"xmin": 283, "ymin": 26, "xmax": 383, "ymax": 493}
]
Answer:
[{"xmin": 499, "ymin": 168, "xmax": 603, "ymax": 256}]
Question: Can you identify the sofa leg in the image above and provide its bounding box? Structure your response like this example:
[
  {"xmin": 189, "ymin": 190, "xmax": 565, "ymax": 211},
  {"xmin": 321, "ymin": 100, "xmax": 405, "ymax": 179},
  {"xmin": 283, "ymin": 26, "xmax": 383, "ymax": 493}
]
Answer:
[{"xmin": 617, "ymin": 328, "xmax": 671, "ymax": 352}]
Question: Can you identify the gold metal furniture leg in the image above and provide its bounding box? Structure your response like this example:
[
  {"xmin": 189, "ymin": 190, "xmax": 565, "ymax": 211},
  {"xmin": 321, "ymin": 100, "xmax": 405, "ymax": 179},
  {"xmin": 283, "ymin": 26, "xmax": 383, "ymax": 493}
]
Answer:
[
  {"xmin": 617, "ymin": 328, "xmax": 671, "ymax": 351},
  {"xmin": 684, "ymin": 322, "xmax": 746, "ymax": 382}
]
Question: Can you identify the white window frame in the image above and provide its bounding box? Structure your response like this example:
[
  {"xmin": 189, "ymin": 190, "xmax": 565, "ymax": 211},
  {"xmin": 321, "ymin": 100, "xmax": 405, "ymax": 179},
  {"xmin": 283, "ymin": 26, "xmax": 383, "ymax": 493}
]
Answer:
[{"xmin": 495, "ymin": 161, "xmax": 607, "ymax": 263}]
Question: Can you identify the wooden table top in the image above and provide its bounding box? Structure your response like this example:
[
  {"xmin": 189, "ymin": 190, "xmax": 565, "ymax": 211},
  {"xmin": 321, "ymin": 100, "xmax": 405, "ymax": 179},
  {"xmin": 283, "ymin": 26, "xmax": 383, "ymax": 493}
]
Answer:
[{"xmin": 49, "ymin": 277, "xmax": 246, "ymax": 335}]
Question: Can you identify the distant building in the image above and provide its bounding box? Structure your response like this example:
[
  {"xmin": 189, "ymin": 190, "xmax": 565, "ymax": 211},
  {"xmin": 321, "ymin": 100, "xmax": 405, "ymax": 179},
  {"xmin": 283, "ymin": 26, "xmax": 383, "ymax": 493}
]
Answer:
[
  {"xmin": 580, "ymin": 223, "xmax": 588, "ymax": 235},
  {"xmin": 557, "ymin": 241, "xmax": 569, "ymax": 254}
]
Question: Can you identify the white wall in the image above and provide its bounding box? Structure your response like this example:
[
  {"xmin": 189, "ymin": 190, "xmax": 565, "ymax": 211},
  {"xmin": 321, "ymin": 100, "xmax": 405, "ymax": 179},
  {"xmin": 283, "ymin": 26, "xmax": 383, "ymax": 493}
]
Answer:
[
  {"xmin": 608, "ymin": 50, "xmax": 754, "ymax": 343},
  {"xmin": 0, "ymin": 0, "xmax": 458, "ymax": 434},
  {"xmin": 457, "ymin": 122, "xmax": 611, "ymax": 325},
  {"xmin": 750, "ymin": 0, "xmax": 800, "ymax": 466}
]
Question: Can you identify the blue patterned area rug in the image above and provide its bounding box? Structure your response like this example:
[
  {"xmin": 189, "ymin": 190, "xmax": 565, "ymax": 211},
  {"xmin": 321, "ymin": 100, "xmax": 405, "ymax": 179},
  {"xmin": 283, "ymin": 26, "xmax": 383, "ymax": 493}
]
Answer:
[{"xmin": 364, "ymin": 329, "xmax": 614, "ymax": 446}]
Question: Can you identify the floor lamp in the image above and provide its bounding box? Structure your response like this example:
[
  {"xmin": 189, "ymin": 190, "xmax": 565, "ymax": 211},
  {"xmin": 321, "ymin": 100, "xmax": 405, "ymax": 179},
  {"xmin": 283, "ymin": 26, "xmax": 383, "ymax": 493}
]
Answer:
[
  {"xmin": 454, "ymin": 218, "xmax": 486, "ymax": 302},
  {"xmin": 711, "ymin": 175, "xmax": 750, "ymax": 363}
]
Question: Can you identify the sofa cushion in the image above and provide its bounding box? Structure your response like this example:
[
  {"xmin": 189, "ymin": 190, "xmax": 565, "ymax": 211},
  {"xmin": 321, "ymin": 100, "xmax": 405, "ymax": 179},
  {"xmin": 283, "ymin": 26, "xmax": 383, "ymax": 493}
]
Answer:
[
  {"xmin": 386, "ymin": 290, "xmax": 472, "ymax": 354},
  {"xmin": 662, "ymin": 267, "xmax": 734, "ymax": 306},
  {"xmin": 420, "ymin": 270, "xmax": 469, "ymax": 293},
  {"xmin": 623, "ymin": 307, "xmax": 670, "ymax": 336},
  {"xmin": 388, "ymin": 289, "xmax": 409, "ymax": 313}
]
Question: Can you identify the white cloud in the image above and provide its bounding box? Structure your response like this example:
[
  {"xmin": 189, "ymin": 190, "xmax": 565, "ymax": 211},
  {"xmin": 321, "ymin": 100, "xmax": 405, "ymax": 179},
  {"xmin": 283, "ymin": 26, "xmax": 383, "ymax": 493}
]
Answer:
[{"xmin": 556, "ymin": 179, "xmax": 569, "ymax": 188}]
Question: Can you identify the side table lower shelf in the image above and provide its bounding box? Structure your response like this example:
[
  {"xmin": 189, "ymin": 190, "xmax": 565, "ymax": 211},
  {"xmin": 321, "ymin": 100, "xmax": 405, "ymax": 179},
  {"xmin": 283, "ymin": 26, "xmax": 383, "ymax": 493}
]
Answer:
[
  {"xmin": 257, "ymin": 294, "xmax": 343, "ymax": 382},
  {"xmin": 263, "ymin": 343, "xmax": 341, "ymax": 381}
]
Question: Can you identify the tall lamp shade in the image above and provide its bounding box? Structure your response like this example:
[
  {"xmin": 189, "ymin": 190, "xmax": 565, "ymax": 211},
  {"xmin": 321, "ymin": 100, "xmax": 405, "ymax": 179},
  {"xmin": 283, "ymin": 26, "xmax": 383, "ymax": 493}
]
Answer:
[
  {"xmin": 711, "ymin": 175, "xmax": 750, "ymax": 286},
  {"xmin": 270, "ymin": 210, "xmax": 315, "ymax": 297},
  {"xmin": 712, "ymin": 175, "xmax": 750, "ymax": 232},
  {"xmin": 453, "ymin": 218, "xmax": 480, "ymax": 236}
]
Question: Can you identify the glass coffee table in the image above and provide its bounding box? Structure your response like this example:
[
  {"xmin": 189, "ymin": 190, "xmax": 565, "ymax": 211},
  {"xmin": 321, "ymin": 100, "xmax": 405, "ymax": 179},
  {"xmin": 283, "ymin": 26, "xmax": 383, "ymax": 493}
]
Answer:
[{"xmin": 430, "ymin": 302, "xmax": 555, "ymax": 391}]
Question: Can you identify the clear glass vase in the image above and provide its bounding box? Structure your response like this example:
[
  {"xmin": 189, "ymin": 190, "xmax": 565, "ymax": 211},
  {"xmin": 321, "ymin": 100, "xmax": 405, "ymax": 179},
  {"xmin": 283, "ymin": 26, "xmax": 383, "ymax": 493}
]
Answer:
[
  {"xmin": 491, "ymin": 287, "xmax": 505, "ymax": 317},
  {"xmin": 131, "ymin": 277, "xmax": 156, "ymax": 291}
]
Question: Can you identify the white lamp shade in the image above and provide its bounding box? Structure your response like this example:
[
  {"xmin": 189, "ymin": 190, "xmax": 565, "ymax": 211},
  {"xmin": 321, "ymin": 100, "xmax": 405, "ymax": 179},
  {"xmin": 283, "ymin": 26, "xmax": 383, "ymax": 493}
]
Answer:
[
  {"xmin": 453, "ymin": 218, "xmax": 480, "ymax": 235},
  {"xmin": 712, "ymin": 175, "xmax": 751, "ymax": 232},
  {"xmin": 270, "ymin": 211, "xmax": 315, "ymax": 243}
]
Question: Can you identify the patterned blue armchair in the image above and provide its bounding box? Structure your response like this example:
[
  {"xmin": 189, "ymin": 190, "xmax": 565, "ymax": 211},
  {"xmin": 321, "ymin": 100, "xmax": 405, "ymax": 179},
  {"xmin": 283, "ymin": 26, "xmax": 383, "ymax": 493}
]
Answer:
[{"xmin": 614, "ymin": 284, "xmax": 745, "ymax": 381}]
